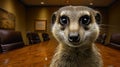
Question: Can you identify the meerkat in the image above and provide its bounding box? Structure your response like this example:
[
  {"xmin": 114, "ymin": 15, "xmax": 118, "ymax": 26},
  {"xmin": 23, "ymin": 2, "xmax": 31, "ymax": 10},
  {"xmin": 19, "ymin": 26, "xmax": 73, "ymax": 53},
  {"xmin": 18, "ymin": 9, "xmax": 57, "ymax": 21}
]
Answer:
[{"xmin": 50, "ymin": 6, "xmax": 103, "ymax": 67}]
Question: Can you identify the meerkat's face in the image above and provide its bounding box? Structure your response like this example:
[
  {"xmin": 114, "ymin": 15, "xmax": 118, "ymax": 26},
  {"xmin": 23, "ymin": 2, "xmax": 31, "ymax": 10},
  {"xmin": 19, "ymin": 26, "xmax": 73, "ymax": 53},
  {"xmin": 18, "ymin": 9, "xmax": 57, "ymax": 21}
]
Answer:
[{"xmin": 51, "ymin": 6, "xmax": 101, "ymax": 47}]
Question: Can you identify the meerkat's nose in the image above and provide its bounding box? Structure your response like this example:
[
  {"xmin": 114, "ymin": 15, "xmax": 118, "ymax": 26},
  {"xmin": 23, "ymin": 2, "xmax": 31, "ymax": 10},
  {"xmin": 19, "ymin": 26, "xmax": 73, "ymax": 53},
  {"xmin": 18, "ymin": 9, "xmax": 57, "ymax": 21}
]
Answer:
[{"xmin": 68, "ymin": 32, "xmax": 80, "ymax": 42}]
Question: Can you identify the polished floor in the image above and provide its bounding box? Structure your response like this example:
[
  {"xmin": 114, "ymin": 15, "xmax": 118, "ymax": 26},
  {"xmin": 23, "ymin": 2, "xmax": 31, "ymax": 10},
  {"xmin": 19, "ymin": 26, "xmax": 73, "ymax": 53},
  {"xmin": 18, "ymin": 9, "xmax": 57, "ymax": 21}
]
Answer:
[{"xmin": 0, "ymin": 39, "xmax": 120, "ymax": 67}]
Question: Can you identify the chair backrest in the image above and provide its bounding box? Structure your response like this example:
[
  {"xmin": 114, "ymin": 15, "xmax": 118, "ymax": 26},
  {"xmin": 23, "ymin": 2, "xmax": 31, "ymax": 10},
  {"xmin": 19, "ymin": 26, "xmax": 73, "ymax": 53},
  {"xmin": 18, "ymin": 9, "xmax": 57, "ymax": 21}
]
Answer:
[
  {"xmin": 110, "ymin": 33, "xmax": 120, "ymax": 45},
  {"xmin": 26, "ymin": 32, "xmax": 41, "ymax": 44},
  {"xmin": 42, "ymin": 33, "xmax": 50, "ymax": 41},
  {"xmin": 0, "ymin": 38, "xmax": 2, "ymax": 53},
  {"xmin": 0, "ymin": 29, "xmax": 24, "ymax": 52}
]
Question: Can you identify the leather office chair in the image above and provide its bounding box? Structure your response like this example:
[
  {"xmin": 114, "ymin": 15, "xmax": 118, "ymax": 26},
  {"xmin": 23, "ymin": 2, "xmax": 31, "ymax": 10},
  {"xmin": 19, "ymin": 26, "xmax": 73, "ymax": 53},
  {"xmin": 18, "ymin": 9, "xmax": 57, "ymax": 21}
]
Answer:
[
  {"xmin": 0, "ymin": 46, "xmax": 2, "ymax": 53},
  {"xmin": 26, "ymin": 32, "xmax": 41, "ymax": 44},
  {"xmin": 0, "ymin": 38, "xmax": 2, "ymax": 53},
  {"xmin": 42, "ymin": 33, "xmax": 50, "ymax": 41},
  {"xmin": 0, "ymin": 29, "xmax": 25, "ymax": 52},
  {"xmin": 109, "ymin": 33, "xmax": 120, "ymax": 49}
]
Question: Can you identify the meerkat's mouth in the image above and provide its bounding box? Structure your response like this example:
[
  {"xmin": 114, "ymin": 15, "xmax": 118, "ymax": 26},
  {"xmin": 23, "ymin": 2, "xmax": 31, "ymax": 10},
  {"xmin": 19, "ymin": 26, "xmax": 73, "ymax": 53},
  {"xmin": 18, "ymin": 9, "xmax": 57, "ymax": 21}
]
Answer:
[{"xmin": 70, "ymin": 42, "xmax": 81, "ymax": 45}]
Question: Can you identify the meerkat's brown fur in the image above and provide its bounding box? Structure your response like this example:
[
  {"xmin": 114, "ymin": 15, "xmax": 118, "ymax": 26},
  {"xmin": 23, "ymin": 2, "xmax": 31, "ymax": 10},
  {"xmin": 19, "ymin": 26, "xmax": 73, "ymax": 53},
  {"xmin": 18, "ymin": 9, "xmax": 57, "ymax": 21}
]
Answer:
[{"xmin": 50, "ymin": 6, "xmax": 103, "ymax": 67}]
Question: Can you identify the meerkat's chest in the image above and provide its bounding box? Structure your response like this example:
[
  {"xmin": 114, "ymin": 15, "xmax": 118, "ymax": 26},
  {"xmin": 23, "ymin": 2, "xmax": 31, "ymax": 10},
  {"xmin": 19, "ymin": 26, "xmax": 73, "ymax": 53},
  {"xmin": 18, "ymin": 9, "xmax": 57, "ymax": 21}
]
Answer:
[{"xmin": 54, "ymin": 51, "xmax": 100, "ymax": 67}]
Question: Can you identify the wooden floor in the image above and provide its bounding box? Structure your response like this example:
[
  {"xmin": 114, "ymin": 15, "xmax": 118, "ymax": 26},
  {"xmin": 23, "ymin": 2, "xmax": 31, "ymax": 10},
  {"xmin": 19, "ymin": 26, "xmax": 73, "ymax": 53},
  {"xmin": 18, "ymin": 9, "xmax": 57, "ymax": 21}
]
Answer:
[{"xmin": 0, "ymin": 39, "xmax": 120, "ymax": 67}]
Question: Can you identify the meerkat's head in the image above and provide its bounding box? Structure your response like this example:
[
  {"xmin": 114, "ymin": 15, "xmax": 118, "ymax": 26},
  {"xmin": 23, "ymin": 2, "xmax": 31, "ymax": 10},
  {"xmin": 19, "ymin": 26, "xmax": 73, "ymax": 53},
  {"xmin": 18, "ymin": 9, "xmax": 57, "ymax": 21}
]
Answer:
[{"xmin": 51, "ymin": 6, "xmax": 101, "ymax": 47}]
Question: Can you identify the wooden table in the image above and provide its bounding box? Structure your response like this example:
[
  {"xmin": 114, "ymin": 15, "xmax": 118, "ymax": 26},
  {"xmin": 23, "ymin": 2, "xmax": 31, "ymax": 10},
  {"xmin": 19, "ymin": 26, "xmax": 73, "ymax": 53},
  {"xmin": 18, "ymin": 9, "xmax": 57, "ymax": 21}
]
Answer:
[
  {"xmin": 0, "ymin": 39, "xmax": 120, "ymax": 67},
  {"xmin": 0, "ymin": 40, "xmax": 58, "ymax": 67}
]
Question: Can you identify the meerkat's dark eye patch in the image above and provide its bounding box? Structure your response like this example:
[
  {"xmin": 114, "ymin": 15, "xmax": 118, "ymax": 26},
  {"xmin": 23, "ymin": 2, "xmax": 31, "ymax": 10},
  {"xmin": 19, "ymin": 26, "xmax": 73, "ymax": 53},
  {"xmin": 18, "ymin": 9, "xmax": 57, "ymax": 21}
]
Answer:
[
  {"xmin": 59, "ymin": 15, "xmax": 69, "ymax": 26},
  {"xmin": 79, "ymin": 15, "xmax": 91, "ymax": 25}
]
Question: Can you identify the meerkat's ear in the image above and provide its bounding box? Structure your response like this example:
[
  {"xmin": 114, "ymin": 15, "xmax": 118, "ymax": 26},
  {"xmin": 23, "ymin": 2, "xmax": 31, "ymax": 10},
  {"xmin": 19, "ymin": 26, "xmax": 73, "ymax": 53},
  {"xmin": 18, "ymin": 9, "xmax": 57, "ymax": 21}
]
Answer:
[
  {"xmin": 51, "ymin": 12, "xmax": 57, "ymax": 30},
  {"xmin": 51, "ymin": 12, "xmax": 57, "ymax": 25},
  {"xmin": 95, "ymin": 11, "xmax": 102, "ymax": 24}
]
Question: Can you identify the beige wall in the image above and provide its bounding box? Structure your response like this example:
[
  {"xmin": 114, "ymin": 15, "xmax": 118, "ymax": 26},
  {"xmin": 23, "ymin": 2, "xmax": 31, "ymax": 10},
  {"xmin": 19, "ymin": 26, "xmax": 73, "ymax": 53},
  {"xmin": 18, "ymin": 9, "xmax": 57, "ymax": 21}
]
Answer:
[
  {"xmin": 0, "ymin": 0, "xmax": 27, "ymax": 44},
  {"xmin": 26, "ymin": 7, "xmax": 60, "ymax": 41},
  {"xmin": 106, "ymin": 0, "xmax": 120, "ymax": 43},
  {"xmin": 109, "ymin": 0, "xmax": 120, "ymax": 33}
]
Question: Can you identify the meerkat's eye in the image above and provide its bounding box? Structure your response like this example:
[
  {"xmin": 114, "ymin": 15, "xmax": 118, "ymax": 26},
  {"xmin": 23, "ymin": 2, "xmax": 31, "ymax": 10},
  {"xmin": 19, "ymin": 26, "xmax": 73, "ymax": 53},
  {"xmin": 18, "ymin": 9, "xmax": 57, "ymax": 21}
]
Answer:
[
  {"xmin": 59, "ymin": 16, "xmax": 69, "ymax": 25},
  {"xmin": 79, "ymin": 15, "xmax": 91, "ymax": 25}
]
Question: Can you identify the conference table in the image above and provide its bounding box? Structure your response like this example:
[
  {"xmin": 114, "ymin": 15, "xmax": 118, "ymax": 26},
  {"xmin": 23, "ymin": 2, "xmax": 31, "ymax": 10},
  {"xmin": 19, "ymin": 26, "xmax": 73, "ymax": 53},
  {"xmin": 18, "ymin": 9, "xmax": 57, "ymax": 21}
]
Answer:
[
  {"xmin": 0, "ymin": 39, "xmax": 58, "ymax": 67},
  {"xmin": 0, "ymin": 39, "xmax": 120, "ymax": 67}
]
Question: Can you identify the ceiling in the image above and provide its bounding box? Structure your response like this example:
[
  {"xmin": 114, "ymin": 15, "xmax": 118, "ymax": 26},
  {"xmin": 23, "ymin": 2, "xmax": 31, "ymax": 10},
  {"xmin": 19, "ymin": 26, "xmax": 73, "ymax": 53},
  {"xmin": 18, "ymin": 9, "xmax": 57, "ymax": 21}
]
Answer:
[{"xmin": 21, "ymin": 0, "xmax": 117, "ymax": 7}]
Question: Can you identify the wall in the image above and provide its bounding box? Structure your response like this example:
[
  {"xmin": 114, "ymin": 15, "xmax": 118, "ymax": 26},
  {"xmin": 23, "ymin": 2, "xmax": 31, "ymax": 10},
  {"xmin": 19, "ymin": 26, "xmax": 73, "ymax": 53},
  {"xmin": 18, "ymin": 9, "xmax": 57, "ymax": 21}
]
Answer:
[
  {"xmin": 109, "ymin": 0, "xmax": 120, "ymax": 33},
  {"xmin": 26, "ymin": 6, "xmax": 59, "ymax": 41},
  {"xmin": 0, "ymin": 0, "xmax": 27, "ymax": 44},
  {"xmin": 106, "ymin": 0, "xmax": 120, "ymax": 43}
]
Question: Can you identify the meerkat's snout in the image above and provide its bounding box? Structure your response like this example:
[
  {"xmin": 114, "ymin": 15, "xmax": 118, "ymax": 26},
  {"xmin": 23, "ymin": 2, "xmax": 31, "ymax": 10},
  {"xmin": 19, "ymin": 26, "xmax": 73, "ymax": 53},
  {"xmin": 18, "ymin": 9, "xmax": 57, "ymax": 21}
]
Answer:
[{"xmin": 68, "ymin": 32, "xmax": 80, "ymax": 43}]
